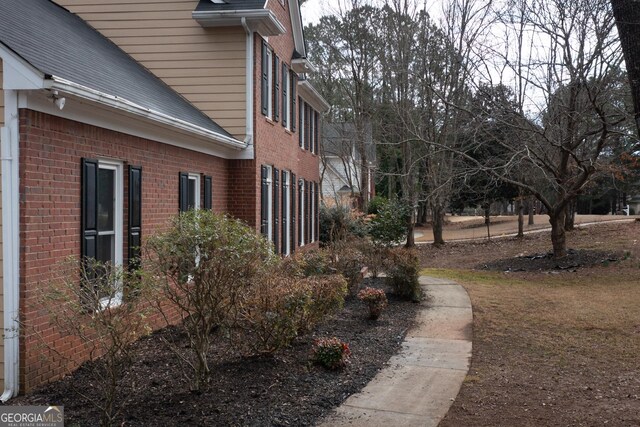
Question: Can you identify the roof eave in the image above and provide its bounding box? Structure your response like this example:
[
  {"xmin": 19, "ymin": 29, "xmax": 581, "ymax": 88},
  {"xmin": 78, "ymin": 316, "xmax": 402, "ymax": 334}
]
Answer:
[
  {"xmin": 192, "ymin": 9, "xmax": 285, "ymax": 36},
  {"xmin": 298, "ymin": 79, "xmax": 330, "ymax": 113},
  {"xmin": 291, "ymin": 58, "xmax": 316, "ymax": 74},
  {"xmin": 50, "ymin": 76, "xmax": 247, "ymax": 151}
]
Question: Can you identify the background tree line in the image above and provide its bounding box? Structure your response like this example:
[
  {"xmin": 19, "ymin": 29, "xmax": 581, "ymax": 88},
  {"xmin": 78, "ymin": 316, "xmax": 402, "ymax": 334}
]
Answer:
[{"xmin": 306, "ymin": 0, "xmax": 640, "ymax": 257}]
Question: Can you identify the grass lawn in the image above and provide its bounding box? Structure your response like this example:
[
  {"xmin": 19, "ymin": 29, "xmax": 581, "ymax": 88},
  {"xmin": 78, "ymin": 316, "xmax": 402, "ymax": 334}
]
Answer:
[{"xmin": 418, "ymin": 222, "xmax": 640, "ymax": 426}]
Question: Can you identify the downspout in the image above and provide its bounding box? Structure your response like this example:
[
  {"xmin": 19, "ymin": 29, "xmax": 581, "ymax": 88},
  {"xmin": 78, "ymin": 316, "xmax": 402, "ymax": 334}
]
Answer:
[
  {"xmin": 241, "ymin": 17, "xmax": 255, "ymax": 156},
  {"xmin": 1, "ymin": 88, "xmax": 20, "ymax": 401}
]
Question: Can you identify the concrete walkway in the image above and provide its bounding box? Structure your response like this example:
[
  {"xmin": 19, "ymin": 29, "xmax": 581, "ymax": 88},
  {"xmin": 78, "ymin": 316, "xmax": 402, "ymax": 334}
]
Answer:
[{"xmin": 318, "ymin": 277, "xmax": 473, "ymax": 427}]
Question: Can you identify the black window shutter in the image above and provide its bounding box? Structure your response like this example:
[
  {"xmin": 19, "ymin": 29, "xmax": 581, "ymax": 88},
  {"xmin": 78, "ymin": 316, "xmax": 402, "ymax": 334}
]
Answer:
[
  {"xmin": 299, "ymin": 99, "xmax": 304, "ymax": 148},
  {"xmin": 315, "ymin": 181, "xmax": 320, "ymax": 242},
  {"xmin": 304, "ymin": 105, "xmax": 310, "ymax": 151},
  {"xmin": 281, "ymin": 170, "xmax": 288, "ymax": 254},
  {"xmin": 273, "ymin": 167, "xmax": 279, "ymax": 252},
  {"xmin": 282, "ymin": 63, "xmax": 288, "ymax": 128},
  {"xmin": 82, "ymin": 158, "xmax": 99, "ymax": 262},
  {"xmin": 179, "ymin": 172, "xmax": 189, "ymax": 212},
  {"xmin": 128, "ymin": 165, "xmax": 142, "ymax": 270},
  {"xmin": 274, "ymin": 56, "xmax": 280, "ymax": 122},
  {"xmin": 291, "ymin": 72, "xmax": 297, "ymax": 132},
  {"xmin": 261, "ymin": 41, "xmax": 269, "ymax": 116},
  {"xmin": 291, "ymin": 173, "xmax": 296, "ymax": 252},
  {"xmin": 298, "ymin": 178, "xmax": 303, "ymax": 246},
  {"xmin": 204, "ymin": 175, "xmax": 212, "ymax": 210},
  {"xmin": 314, "ymin": 111, "xmax": 320, "ymax": 154},
  {"xmin": 261, "ymin": 166, "xmax": 269, "ymax": 237}
]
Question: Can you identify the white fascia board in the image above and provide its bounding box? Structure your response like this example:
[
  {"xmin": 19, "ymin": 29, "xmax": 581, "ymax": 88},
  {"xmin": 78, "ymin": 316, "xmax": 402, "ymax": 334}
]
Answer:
[
  {"xmin": 0, "ymin": 45, "xmax": 47, "ymax": 90},
  {"xmin": 291, "ymin": 58, "xmax": 317, "ymax": 74},
  {"xmin": 298, "ymin": 80, "xmax": 330, "ymax": 112},
  {"xmin": 193, "ymin": 9, "xmax": 285, "ymax": 36},
  {"xmin": 22, "ymin": 90, "xmax": 253, "ymax": 160},
  {"xmin": 288, "ymin": 0, "xmax": 307, "ymax": 57},
  {"xmin": 49, "ymin": 76, "xmax": 247, "ymax": 153}
]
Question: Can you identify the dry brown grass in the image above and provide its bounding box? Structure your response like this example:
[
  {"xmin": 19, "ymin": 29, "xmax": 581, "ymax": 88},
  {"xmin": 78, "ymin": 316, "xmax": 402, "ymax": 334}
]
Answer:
[{"xmin": 422, "ymin": 222, "xmax": 640, "ymax": 426}]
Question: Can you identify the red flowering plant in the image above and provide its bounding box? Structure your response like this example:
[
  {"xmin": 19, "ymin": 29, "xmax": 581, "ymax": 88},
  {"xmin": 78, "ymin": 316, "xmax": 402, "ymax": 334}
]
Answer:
[
  {"xmin": 311, "ymin": 337, "xmax": 351, "ymax": 370},
  {"xmin": 357, "ymin": 287, "xmax": 388, "ymax": 320}
]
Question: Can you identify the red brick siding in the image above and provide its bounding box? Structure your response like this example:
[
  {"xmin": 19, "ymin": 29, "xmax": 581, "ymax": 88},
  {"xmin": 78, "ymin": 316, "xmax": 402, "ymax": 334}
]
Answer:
[
  {"xmin": 254, "ymin": 0, "xmax": 321, "ymax": 249},
  {"xmin": 18, "ymin": 109, "xmax": 232, "ymax": 391}
]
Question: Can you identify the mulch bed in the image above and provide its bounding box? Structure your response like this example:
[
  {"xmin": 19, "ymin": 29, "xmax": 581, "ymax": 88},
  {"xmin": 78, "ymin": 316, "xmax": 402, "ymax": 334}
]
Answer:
[
  {"xmin": 13, "ymin": 278, "xmax": 419, "ymax": 426},
  {"xmin": 478, "ymin": 249, "xmax": 622, "ymax": 272}
]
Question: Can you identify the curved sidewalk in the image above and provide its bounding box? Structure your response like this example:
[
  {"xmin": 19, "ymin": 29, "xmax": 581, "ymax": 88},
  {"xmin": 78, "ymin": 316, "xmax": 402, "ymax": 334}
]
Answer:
[{"xmin": 318, "ymin": 276, "xmax": 473, "ymax": 427}]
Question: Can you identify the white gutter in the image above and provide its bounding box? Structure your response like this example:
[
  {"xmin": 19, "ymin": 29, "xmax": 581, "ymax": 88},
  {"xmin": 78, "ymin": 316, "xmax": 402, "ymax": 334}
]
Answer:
[
  {"xmin": 193, "ymin": 9, "xmax": 285, "ymax": 36},
  {"xmin": 49, "ymin": 76, "xmax": 247, "ymax": 151},
  {"xmin": 241, "ymin": 17, "xmax": 254, "ymax": 151},
  {"xmin": 298, "ymin": 80, "xmax": 331, "ymax": 113},
  {"xmin": 1, "ymin": 88, "xmax": 20, "ymax": 402}
]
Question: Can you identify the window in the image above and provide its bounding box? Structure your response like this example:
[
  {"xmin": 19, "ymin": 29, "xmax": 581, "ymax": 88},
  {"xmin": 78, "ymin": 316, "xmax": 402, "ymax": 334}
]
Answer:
[
  {"xmin": 274, "ymin": 55, "xmax": 280, "ymax": 122},
  {"xmin": 291, "ymin": 71, "xmax": 297, "ymax": 132},
  {"xmin": 179, "ymin": 172, "xmax": 200, "ymax": 212},
  {"xmin": 310, "ymin": 181, "xmax": 315, "ymax": 242},
  {"xmin": 261, "ymin": 165, "xmax": 273, "ymax": 242},
  {"xmin": 282, "ymin": 63, "xmax": 290, "ymax": 130},
  {"xmin": 81, "ymin": 158, "xmax": 123, "ymax": 308},
  {"xmin": 299, "ymin": 98, "xmax": 304, "ymax": 148},
  {"xmin": 298, "ymin": 178, "xmax": 305, "ymax": 246},
  {"xmin": 261, "ymin": 41, "xmax": 274, "ymax": 118},
  {"xmin": 281, "ymin": 170, "xmax": 291, "ymax": 255}
]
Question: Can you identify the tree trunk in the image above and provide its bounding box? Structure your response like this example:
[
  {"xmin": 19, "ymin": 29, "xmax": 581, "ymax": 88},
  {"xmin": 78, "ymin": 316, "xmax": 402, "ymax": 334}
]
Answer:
[
  {"xmin": 549, "ymin": 210, "xmax": 567, "ymax": 258},
  {"xmin": 528, "ymin": 196, "xmax": 535, "ymax": 225},
  {"xmin": 431, "ymin": 204, "xmax": 445, "ymax": 246},
  {"xmin": 405, "ymin": 205, "xmax": 415, "ymax": 248},
  {"xmin": 484, "ymin": 205, "xmax": 491, "ymax": 240},
  {"xmin": 517, "ymin": 198, "xmax": 524, "ymax": 238},
  {"xmin": 564, "ymin": 200, "xmax": 576, "ymax": 231}
]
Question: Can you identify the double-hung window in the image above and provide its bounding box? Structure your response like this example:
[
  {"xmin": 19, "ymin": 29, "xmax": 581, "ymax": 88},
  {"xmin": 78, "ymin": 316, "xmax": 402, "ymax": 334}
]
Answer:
[
  {"xmin": 281, "ymin": 170, "xmax": 291, "ymax": 255},
  {"xmin": 282, "ymin": 64, "xmax": 290, "ymax": 130},
  {"xmin": 179, "ymin": 172, "xmax": 201, "ymax": 212},
  {"xmin": 82, "ymin": 158, "xmax": 123, "ymax": 308},
  {"xmin": 261, "ymin": 41, "xmax": 274, "ymax": 119},
  {"xmin": 298, "ymin": 178, "xmax": 305, "ymax": 247},
  {"xmin": 261, "ymin": 165, "xmax": 274, "ymax": 242}
]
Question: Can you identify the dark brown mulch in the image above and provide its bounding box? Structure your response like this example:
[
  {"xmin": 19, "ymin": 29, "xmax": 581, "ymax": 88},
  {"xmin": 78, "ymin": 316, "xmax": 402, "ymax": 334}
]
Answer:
[
  {"xmin": 13, "ymin": 278, "xmax": 419, "ymax": 426},
  {"xmin": 477, "ymin": 248, "xmax": 622, "ymax": 272}
]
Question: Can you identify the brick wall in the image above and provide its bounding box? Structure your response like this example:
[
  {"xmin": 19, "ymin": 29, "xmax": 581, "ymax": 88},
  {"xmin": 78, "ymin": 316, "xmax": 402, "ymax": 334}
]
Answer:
[
  {"xmin": 18, "ymin": 109, "xmax": 232, "ymax": 391},
  {"xmin": 254, "ymin": 0, "xmax": 321, "ymax": 249}
]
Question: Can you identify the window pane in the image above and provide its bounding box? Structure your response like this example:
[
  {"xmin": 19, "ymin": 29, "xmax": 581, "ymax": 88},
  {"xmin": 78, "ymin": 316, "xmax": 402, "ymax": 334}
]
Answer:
[
  {"xmin": 98, "ymin": 168, "xmax": 114, "ymax": 231},
  {"xmin": 97, "ymin": 234, "xmax": 114, "ymax": 264},
  {"xmin": 188, "ymin": 178, "xmax": 196, "ymax": 210}
]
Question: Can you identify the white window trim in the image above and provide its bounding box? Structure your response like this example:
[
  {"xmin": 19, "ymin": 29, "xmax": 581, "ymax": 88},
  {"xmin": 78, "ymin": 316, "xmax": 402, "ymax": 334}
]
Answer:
[
  {"xmin": 300, "ymin": 101, "xmax": 305, "ymax": 148},
  {"xmin": 284, "ymin": 71, "xmax": 291, "ymax": 131},
  {"xmin": 266, "ymin": 48, "xmax": 273, "ymax": 119},
  {"xmin": 266, "ymin": 166, "xmax": 274, "ymax": 242},
  {"xmin": 300, "ymin": 179, "xmax": 305, "ymax": 246},
  {"xmin": 188, "ymin": 173, "xmax": 201, "ymax": 210},
  {"xmin": 97, "ymin": 159, "xmax": 123, "ymax": 310},
  {"xmin": 283, "ymin": 171, "xmax": 291, "ymax": 255},
  {"xmin": 311, "ymin": 183, "xmax": 315, "ymax": 242}
]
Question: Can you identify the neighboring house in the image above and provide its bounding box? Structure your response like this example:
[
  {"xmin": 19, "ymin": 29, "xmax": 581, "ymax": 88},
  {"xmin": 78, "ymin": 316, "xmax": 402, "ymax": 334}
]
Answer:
[
  {"xmin": 321, "ymin": 123, "xmax": 375, "ymax": 207},
  {"xmin": 0, "ymin": 0, "xmax": 328, "ymax": 398}
]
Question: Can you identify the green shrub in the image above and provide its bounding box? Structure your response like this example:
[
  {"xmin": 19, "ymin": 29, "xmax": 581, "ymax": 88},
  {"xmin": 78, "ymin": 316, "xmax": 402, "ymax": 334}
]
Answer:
[
  {"xmin": 320, "ymin": 205, "xmax": 367, "ymax": 245},
  {"xmin": 332, "ymin": 242, "xmax": 367, "ymax": 296},
  {"xmin": 357, "ymin": 287, "xmax": 388, "ymax": 320},
  {"xmin": 239, "ymin": 273, "xmax": 311, "ymax": 354},
  {"xmin": 302, "ymin": 274, "xmax": 348, "ymax": 330},
  {"xmin": 145, "ymin": 210, "xmax": 275, "ymax": 390},
  {"xmin": 368, "ymin": 199, "xmax": 410, "ymax": 247},
  {"xmin": 386, "ymin": 248, "xmax": 422, "ymax": 302},
  {"xmin": 312, "ymin": 337, "xmax": 351, "ymax": 370},
  {"xmin": 367, "ymin": 196, "xmax": 388, "ymax": 215}
]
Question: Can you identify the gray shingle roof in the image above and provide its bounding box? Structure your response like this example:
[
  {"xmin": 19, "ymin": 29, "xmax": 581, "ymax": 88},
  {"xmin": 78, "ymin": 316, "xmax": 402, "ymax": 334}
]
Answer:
[
  {"xmin": 0, "ymin": 0, "xmax": 233, "ymax": 139},
  {"xmin": 194, "ymin": 0, "xmax": 266, "ymax": 12},
  {"xmin": 323, "ymin": 123, "xmax": 376, "ymax": 162}
]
